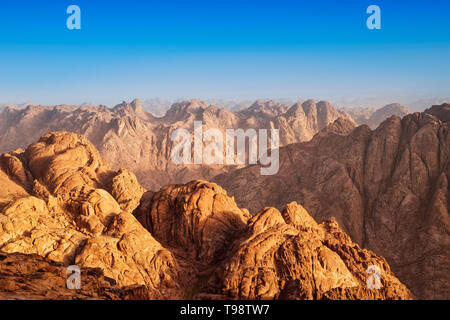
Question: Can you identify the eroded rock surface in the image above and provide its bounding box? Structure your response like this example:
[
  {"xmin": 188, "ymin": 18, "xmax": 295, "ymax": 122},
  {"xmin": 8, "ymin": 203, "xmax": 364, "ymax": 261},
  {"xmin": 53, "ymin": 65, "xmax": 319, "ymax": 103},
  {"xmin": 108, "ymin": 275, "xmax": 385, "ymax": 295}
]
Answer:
[
  {"xmin": 135, "ymin": 182, "xmax": 412, "ymax": 300},
  {"xmin": 0, "ymin": 132, "xmax": 181, "ymax": 298},
  {"xmin": 0, "ymin": 99, "xmax": 353, "ymax": 190},
  {"xmin": 0, "ymin": 131, "xmax": 412, "ymax": 300},
  {"xmin": 215, "ymin": 104, "xmax": 450, "ymax": 299}
]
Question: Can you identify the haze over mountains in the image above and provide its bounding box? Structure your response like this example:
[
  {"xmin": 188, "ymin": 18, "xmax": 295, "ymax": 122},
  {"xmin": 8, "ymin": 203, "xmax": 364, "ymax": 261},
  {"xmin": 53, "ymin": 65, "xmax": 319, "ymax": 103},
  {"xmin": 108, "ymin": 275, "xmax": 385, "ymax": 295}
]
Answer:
[
  {"xmin": 333, "ymin": 96, "xmax": 450, "ymax": 113},
  {"xmin": 5, "ymin": 96, "xmax": 438, "ymax": 117},
  {"xmin": 0, "ymin": 97, "xmax": 448, "ymax": 300},
  {"xmin": 342, "ymin": 103, "xmax": 410, "ymax": 129},
  {"xmin": 0, "ymin": 98, "xmax": 353, "ymax": 190}
]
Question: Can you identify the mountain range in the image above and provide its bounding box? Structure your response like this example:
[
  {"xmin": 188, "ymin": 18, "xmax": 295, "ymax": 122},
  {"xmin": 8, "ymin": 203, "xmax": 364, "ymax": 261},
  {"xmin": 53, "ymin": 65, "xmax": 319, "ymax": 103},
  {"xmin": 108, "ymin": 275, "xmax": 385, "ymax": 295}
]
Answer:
[
  {"xmin": 215, "ymin": 104, "xmax": 450, "ymax": 299},
  {"xmin": 0, "ymin": 98, "xmax": 353, "ymax": 190},
  {"xmin": 0, "ymin": 98, "xmax": 448, "ymax": 300},
  {"xmin": 0, "ymin": 131, "xmax": 412, "ymax": 299}
]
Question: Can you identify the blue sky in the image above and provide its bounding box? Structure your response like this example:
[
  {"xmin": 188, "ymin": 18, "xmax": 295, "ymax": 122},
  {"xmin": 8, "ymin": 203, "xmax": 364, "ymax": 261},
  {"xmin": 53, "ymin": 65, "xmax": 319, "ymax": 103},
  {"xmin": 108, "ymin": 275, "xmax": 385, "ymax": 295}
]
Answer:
[{"xmin": 0, "ymin": 0, "xmax": 449, "ymax": 106}]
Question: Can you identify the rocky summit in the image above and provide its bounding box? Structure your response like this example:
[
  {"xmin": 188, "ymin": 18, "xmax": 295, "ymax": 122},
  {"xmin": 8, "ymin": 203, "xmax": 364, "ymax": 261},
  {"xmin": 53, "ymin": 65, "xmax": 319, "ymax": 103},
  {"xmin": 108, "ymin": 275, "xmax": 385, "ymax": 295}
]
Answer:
[
  {"xmin": 343, "ymin": 103, "xmax": 410, "ymax": 129},
  {"xmin": 215, "ymin": 104, "xmax": 450, "ymax": 299},
  {"xmin": 0, "ymin": 132, "xmax": 412, "ymax": 299}
]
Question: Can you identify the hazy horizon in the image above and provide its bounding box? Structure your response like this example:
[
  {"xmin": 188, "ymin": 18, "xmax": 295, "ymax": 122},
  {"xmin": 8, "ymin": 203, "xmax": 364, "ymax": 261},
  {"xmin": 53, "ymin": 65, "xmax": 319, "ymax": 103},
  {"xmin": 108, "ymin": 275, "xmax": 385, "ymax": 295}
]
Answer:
[
  {"xmin": 1, "ymin": 0, "xmax": 449, "ymax": 108},
  {"xmin": 2, "ymin": 94, "xmax": 449, "ymax": 113}
]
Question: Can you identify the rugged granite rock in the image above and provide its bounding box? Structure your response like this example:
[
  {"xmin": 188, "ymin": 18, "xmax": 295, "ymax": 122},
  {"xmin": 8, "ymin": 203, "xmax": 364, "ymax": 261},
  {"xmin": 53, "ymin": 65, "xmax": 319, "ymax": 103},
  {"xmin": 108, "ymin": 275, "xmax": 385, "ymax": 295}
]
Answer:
[
  {"xmin": 425, "ymin": 103, "xmax": 450, "ymax": 122},
  {"xmin": 204, "ymin": 203, "xmax": 411, "ymax": 300},
  {"xmin": 0, "ymin": 132, "xmax": 181, "ymax": 298},
  {"xmin": 215, "ymin": 104, "xmax": 450, "ymax": 299},
  {"xmin": 0, "ymin": 132, "xmax": 412, "ymax": 299},
  {"xmin": 134, "ymin": 181, "xmax": 412, "ymax": 300},
  {"xmin": 134, "ymin": 181, "xmax": 251, "ymax": 265},
  {"xmin": 0, "ymin": 99, "xmax": 353, "ymax": 190}
]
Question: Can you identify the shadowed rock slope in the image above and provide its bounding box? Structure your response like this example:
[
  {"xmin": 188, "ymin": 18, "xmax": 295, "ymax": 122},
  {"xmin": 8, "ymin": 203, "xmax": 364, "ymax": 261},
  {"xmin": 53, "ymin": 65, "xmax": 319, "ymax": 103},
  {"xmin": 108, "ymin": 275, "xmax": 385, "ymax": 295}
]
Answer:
[
  {"xmin": 0, "ymin": 132, "xmax": 412, "ymax": 299},
  {"xmin": 0, "ymin": 99, "xmax": 353, "ymax": 190},
  {"xmin": 0, "ymin": 252, "xmax": 156, "ymax": 299},
  {"xmin": 215, "ymin": 104, "xmax": 450, "ymax": 299}
]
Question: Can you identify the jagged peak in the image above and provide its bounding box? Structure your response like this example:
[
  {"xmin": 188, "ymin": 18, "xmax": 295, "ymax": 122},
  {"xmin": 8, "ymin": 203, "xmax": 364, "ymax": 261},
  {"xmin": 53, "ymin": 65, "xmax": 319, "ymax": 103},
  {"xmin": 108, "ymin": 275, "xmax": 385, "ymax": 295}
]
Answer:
[
  {"xmin": 130, "ymin": 98, "xmax": 142, "ymax": 110},
  {"xmin": 317, "ymin": 117, "xmax": 358, "ymax": 136},
  {"xmin": 167, "ymin": 99, "xmax": 209, "ymax": 113},
  {"xmin": 284, "ymin": 102, "xmax": 305, "ymax": 117},
  {"xmin": 112, "ymin": 99, "xmax": 148, "ymax": 118},
  {"xmin": 0, "ymin": 131, "xmax": 415, "ymax": 300},
  {"xmin": 424, "ymin": 103, "xmax": 450, "ymax": 122}
]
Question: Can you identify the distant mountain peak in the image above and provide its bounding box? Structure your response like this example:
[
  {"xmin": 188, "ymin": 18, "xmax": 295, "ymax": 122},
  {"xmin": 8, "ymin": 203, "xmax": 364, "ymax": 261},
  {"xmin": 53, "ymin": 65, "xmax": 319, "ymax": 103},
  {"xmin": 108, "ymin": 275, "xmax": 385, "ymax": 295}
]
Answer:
[
  {"xmin": 344, "ymin": 103, "xmax": 410, "ymax": 129},
  {"xmin": 131, "ymin": 98, "xmax": 142, "ymax": 109},
  {"xmin": 112, "ymin": 99, "xmax": 148, "ymax": 119},
  {"xmin": 317, "ymin": 117, "xmax": 357, "ymax": 136}
]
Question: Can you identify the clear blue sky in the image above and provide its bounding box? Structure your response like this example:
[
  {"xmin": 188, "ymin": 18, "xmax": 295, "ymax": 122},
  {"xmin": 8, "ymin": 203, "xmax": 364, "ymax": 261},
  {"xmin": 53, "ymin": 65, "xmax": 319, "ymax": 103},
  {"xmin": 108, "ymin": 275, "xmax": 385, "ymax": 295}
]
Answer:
[{"xmin": 0, "ymin": 0, "xmax": 449, "ymax": 106}]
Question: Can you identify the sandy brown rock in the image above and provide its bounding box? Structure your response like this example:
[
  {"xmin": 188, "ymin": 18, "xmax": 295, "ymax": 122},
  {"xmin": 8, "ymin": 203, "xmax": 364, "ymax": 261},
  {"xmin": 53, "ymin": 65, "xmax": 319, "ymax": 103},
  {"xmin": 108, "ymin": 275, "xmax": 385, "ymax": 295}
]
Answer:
[
  {"xmin": 0, "ymin": 132, "xmax": 182, "ymax": 298},
  {"xmin": 24, "ymin": 132, "xmax": 114, "ymax": 194},
  {"xmin": 0, "ymin": 131, "xmax": 413, "ymax": 300},
  {"xmin": 215, "ymin": 104, "xmax": 450, "ymax": 299},
  {"xmin": 344, "ymin": 103, "xmax": 410, "ymax": 129},
  {"xmin": 0, "ymin": 251, "xmax": 158, "ymax": 300},
  {"xmin": 0, "ymin": 99, "xmax": 352, "ymax": 190},
  {"xmin": 135, "ymin": 181, "xmax": 251, "ymax": 265},
  {"xmin": 425, "ymin": 103, "xmax": 450, "ymax": 122},
  {"xmin": 111, "ymin": 168, "xmax": 146, "ymax": 212}
]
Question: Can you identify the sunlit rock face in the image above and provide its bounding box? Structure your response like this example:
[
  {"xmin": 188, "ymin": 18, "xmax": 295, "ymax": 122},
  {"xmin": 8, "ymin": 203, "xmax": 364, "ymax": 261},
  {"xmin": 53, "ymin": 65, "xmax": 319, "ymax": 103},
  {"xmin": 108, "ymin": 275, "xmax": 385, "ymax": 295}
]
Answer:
[
  {"xmin": 215, "ymin": 104, "xmax": 450, "ymax": 299},
  {"xmin": 0, "ymin": 131, "xmax": 412, "ymax": 300}
]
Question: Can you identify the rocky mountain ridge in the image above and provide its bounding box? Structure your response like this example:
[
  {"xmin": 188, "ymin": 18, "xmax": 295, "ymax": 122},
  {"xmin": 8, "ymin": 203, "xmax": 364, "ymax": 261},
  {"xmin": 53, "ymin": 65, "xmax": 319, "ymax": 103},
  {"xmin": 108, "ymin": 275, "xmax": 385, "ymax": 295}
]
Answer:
[
  {"xmin": 0, "ymin": 131, "xmax": 412, "ymax": 299},
  {"xmin": 0, "ymin": 98, "xmax": 353, "ymax": 190},
  {"xmin": 214, "ymin": 104, "xmax": 450, "ymax": 299}
]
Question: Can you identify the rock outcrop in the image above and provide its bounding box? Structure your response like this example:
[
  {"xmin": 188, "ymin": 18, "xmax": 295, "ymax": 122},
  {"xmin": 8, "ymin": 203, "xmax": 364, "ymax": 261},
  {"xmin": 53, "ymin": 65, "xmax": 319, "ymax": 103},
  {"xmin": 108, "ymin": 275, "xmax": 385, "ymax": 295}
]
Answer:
[
  {"xmin": 0, "ymin": 132, "xmax": 412, "ymax": 299},
  {"xmin": 0, "ymin": 132, "xmax": 181, "ymax": 298},
  {"xmin": 204, "ymin": 203, "xmax": 411, "ymax": 300},
  {"xmin": 134, "ymin": 182, "xmax": 412, "ymax": 300},
  {"xmin": 134, "ymin": 181, "xmax": 251, "ymax": 265},
  {"xmin": 214, "ymin": 104, "xmax": 450, "ymax": 299}
]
